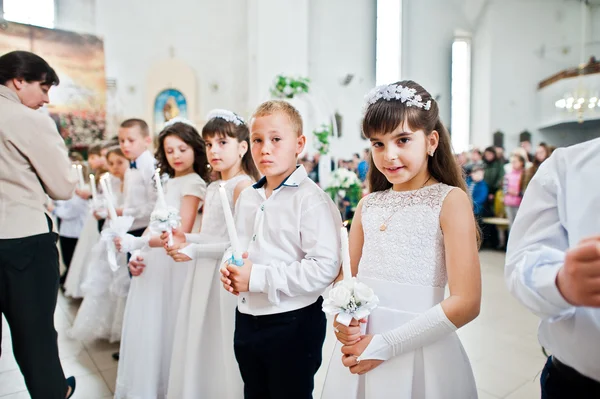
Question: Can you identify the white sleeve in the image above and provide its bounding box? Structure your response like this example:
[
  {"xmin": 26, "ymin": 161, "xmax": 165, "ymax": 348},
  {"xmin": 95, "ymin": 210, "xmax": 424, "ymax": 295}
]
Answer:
[
  {"xmin": 248, "ymin": 199, "xmax": 342, "ymax": 305},
  {"xmin": 358, "ymin": 304, "xmax": 456, "ymax": 361},
  {"xmin": 504, "ymin": 153, "xmax": 575, "ymax": 320}
]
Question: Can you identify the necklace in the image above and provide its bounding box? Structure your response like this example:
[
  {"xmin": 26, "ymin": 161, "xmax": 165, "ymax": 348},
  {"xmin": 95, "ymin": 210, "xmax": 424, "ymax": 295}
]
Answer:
[{"xmin": 379, "ymin": 176, "xmax": 432, "ymax": 232}]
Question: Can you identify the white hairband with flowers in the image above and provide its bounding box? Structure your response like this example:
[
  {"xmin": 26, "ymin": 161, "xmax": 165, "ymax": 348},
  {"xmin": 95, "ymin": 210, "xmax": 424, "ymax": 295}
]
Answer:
[
  {"xmin": 364, "ymin": 83, "xmax": 432, "ymax": 111},
  {"xmin": 206, "ymin": 109, "xmax": 245, "ymax": 126},
  {"xmin": 164, "ymin": 116, "xmax": 196, "ymax": 129}
]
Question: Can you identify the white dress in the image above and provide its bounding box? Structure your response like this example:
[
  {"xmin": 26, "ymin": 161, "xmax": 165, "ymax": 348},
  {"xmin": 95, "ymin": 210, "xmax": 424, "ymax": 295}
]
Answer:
[
  {"xmin": 168, "ymin": 175, "xmax": 249, "ymax": 399},
  {"xmin": 64, "ymin": 175, "xmax": 120, "ymax": 298},
  {"xmin": 68, "ymin": 179, "xmax": 129, "ymax": 342},
  {"xmin": 115, "ymin": 173, "xmax": 207, "ymax": 399},
  {"xmin": 321, "ymin": 183, "xmax": 477, "ymax": 399}
]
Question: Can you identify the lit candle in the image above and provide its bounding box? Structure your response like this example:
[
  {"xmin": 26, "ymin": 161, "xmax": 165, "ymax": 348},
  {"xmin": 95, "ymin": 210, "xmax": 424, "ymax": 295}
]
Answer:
[
  {"xmin": 100, "ymin": 177, "xmax": 118, "ymax": 220},
  {"xmin": 76, "ymin": 164, "xmax": 85, "ymax": 189},
  {"xmin": 89, "ymin": 174, "xmax": 97, "ymax": 202},
  {"xmin": 340, "ymin": 222, "xmax": 352, "ymax": 280},
  {"xmin": 154, "ymin": 168, "xmax": 168, "ymax": 208},
  {"xmin": 219, "ymin": 183, "xmax": 243, "ymax": 266}
]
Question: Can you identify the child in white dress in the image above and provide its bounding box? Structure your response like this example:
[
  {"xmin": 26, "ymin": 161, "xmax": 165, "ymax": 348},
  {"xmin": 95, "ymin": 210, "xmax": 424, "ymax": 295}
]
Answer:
[
  {"xmin": 321, "ymin": 80, "xmax": 481, "ymax": 399},
  {"xmin": 68, "ymin": 147, "xmax": 131, "ymax": 343},
  {"xmin": 114, "ymin": 120, "xmax": 210, "ymax": 399},
  {"xmin": 165, "ymin": 110, "xmax": 260, "ymax": 399}
]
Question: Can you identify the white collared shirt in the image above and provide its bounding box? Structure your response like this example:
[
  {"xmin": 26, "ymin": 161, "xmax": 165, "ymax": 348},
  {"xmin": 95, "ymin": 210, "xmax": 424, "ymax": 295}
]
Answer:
[
  {"xmin": 505, "ymin": 138, "xmax": 600, "ymax": 381},
  {"xmin": 123, "ymin": 150, "xmax": 157, "ymax": 231},
  {"xmin": 234, "ymin": 165, "xmax": 342, "ymax": 316}
]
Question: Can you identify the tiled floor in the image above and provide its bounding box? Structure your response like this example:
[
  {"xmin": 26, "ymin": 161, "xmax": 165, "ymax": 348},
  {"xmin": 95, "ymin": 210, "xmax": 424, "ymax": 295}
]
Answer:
[{"xmin": 0, "ymin": 250, "xmax": 545, "ymax": 398}]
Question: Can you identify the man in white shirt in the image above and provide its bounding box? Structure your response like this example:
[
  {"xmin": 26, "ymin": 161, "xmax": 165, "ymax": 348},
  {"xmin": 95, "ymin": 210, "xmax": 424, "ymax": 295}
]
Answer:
[
  {"xmin": 221, "ymin": 101, "xmax": 341, "ymax": 399},
  {"xmin": 505, "ymin": 138, "xmax": 600, "ymax": 398}
]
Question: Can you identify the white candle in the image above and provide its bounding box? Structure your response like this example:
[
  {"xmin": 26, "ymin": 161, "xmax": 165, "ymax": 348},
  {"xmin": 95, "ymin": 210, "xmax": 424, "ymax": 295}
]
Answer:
[
  {"xmin": 103, "ymin": 173, "xmax": 114, "ymax": 199},
  {"xmin": 100, "ymin": 177, "xmax": 118, "ymax": 220},
  {"xmin": 89, "ymin": 174, "xmax": 97, "ymax": 200},
  {"xmin": 219, "ymin": 183, "xmax": 243, "ymax": 265},
  {"xmin": 154, "ymin": 169, "xmax": 168, "ymax": 208},
  {"xmin": 340, "ymin": 223, "xmax": 352, "ymax": 280},
  {"xmin": 76, "ymin": 164, "xmax": 85, "ymax": 189}
]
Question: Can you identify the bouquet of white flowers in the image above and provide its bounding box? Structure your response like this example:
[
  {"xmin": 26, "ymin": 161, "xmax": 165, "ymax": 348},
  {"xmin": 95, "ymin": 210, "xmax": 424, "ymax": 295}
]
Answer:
[
  {"xmin": 326, "ymin": 168, "xmax": 363, "ymax": 212},
  {"xmin": 149, "ymin": 207, "xmax": 181, "ymax": 246},
  {"xmin": 322, "ymin": 277, "xmax": 379, "ymax": 326}
]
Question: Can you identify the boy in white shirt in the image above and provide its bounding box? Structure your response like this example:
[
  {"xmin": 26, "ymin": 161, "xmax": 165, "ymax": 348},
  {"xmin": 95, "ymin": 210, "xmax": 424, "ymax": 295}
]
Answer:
[
  {"xmin": 221, "ymin": 100, "xmax": 341, "ymax": 398},
  {"xmin": 116, "ymin": 118, "xmax": 156, "ymax": 237}
]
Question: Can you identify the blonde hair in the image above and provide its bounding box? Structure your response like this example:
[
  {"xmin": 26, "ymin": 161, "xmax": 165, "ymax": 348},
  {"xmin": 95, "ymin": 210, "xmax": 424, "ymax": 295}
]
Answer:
[{"xmin": 252, "ymin": 100, "xmax": 303, "ymax": 137}]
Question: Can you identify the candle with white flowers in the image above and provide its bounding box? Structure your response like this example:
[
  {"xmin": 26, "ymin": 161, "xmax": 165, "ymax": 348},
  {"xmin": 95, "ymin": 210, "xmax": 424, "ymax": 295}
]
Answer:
[
  {"xmin": 100, "ymin": 176, "xmax": 118, "ymax": 220},
  {"xmin": 154, "ymin": 168, "xmax": 168, "ymax": 208},
  {"xmin": 340, "ymin": 222, "xmax": 352, "ymax": 280},
  {"xmin": 219, "ymin": 183, "xmax": 243, "ymax": 266}
]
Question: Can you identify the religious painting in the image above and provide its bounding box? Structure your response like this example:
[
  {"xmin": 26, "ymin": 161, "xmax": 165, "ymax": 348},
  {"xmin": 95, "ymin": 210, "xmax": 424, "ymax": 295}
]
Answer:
[
  {"xmin": 0, "ymin": 21, "xmax": 107, "ymax": 150},
  {"xmin": 154, "ymin": 88, "xmax": 188, "ymax": 134}
]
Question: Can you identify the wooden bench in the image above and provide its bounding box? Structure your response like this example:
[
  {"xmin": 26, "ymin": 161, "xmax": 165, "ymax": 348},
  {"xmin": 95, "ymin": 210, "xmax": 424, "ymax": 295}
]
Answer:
[{"xmin": 482, "ymin": 217, "xmax": 510, "ymax": 230}]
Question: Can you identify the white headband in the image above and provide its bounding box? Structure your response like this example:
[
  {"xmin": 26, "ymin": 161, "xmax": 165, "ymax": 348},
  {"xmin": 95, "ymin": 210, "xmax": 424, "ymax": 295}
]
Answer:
[
  {"xmin": 164, "ymin": 116, "xmax": 196, "ymax": 129},
  {"xmin": 364, "ymin": 83, "xmax": 432, "ymax": 111},
  {"xmin": 206, "ymin": 109, "xmax": 245, "ymax": 126}
]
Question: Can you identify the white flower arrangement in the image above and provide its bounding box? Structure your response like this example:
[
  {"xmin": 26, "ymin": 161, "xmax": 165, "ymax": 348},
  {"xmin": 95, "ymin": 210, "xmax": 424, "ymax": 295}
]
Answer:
[
  {"xmin": 323, "ymin": 277, "xmax": 379, "ymax": 326},
  {"xmin": 364, "ymin": 83, "xmax": 432, "ymax": 111},
  {"xmin": 329, "ymin": 168, "xmax": 361, "ymax": 189},
  {"xmin": 150, "ymin": 207, "xmax": 180, "ymax": 229},
  {"xmin": 270, "ymin": 75, "xmax": 310, "ymax": 99}
]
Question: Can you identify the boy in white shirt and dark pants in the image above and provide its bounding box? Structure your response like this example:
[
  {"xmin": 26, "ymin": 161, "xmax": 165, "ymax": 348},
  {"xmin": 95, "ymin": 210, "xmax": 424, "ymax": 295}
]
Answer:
[
  {"xmin": 221, "ymin": 101, "xmax": 341, "ymax": 399},
  {"xmin": 505, "ymin": 138, "xmax": 600, "ymax": 398}
]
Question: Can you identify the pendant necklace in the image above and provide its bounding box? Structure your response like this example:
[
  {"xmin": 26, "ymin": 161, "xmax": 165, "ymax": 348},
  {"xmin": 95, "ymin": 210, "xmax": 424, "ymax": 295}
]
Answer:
[{"xmin": 379, "ymin": 176, "xmax": 432, "ymax": 232}]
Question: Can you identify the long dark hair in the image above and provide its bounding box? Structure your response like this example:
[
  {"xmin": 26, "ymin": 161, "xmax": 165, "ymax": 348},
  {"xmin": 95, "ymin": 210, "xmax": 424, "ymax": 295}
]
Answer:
[
  {"xmin": 202, "ymin": 117, "xmax": 260, "ymax": 181},
  {"xmin": 362, "ymin": 80, "xmax": 480, "ymax": 243},
  {"xmin": 363, "ymin": 80, "xmax": 466, "ymax": 193},
  {"xmin": 155, "ymin": 122, "xmax": 211, "ymax": 182}
]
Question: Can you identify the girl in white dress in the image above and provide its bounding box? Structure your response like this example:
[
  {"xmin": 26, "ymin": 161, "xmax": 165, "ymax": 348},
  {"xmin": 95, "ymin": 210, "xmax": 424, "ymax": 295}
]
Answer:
[
  {"xmin": 68, "ymin": 147, "xmax": 131, "ymax": 343},
  {"xmin": 165, "ymin": 110, "xmax": 261, "ymax": 399},
  {"xmin": 321, "ymin": 80, "xmax": 481, "ymax": 399},
  {"xmin": 114, "ymin": 121, "xmax": 210, "ymax": 399}
]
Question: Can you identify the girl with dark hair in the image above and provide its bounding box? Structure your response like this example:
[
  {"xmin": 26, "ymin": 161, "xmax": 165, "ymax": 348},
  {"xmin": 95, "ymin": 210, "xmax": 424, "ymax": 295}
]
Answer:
[
  {"xmin": 165, "ymin": 109, "xmax": 257, "ymax": 398},
  {"xmin": 114, "ymin": 120, "xmax": 208, "ymax": 399},
  {"xmin": 322, "ymin": 80, "xmax": 481, "ymax": 398}
]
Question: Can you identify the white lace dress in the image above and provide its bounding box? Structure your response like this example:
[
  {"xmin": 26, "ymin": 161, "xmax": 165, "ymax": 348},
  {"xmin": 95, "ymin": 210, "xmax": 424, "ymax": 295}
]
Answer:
[
  {"xmin": 68, "ymin": 177, "xmax": 129, "ymax": 343},
  {"xmin": 115, "ymin": 173, "xmax": 207, "ymax": 399},
  {"xmin": 321, "ymin": 183, "xmax": 477, "ymax": 399},
  {"xmin": 168, "ymin": 175, "xmax": 250, "ymax": 399}
]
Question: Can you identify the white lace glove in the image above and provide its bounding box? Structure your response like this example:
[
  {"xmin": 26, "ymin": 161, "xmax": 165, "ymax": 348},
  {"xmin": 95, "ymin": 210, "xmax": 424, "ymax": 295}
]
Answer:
[
  {"xmin": 179, "ymin": 242, "xmax": 231, "ymax": 260},
  {"xmin": 357, "ymin": 304, "xmax": 457, "ymax": 362},
  {"xmin": 119, "ymin": 234, "xmax": 150, "ymax": 254}
]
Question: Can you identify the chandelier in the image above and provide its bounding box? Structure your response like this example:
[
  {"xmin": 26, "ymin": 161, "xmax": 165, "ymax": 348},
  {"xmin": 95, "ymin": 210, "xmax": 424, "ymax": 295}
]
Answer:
[
  {"xmin": 555, "ymin": 84, "xmax": 599, "ymax": 123},
  {"xmin": 554, "ymin": 1, "xmax": 599, "ymax": 123}
]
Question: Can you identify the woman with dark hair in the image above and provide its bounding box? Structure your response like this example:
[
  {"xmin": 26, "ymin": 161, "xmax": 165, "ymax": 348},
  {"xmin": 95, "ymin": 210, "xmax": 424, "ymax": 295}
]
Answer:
[{"xmin": 0, "ymin": 51, "xmax": 77, "ymax": 398}]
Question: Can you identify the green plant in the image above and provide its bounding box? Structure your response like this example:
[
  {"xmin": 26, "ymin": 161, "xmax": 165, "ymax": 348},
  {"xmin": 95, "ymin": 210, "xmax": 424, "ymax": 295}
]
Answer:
[
  {"xmin": 313, "ymin": 124, "xmax": 331, "ymax": 155},
  {"xmin": 270, "ymin": 75, "xmax": 310, "ymax": 99}
]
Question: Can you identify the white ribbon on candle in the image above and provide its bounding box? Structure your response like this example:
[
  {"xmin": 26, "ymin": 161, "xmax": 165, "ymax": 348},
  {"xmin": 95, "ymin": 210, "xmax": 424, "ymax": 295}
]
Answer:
[
  {"xmin": 154, "ymin": 168, "xmax": 168, "ymax": 209},
  {"xmin": 100, "ymin": 177, "xmax": 118, "ymax": 221},
  {"xmin": 219, "ymin": 183, "xmax": 243, "ymax": 266}
]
